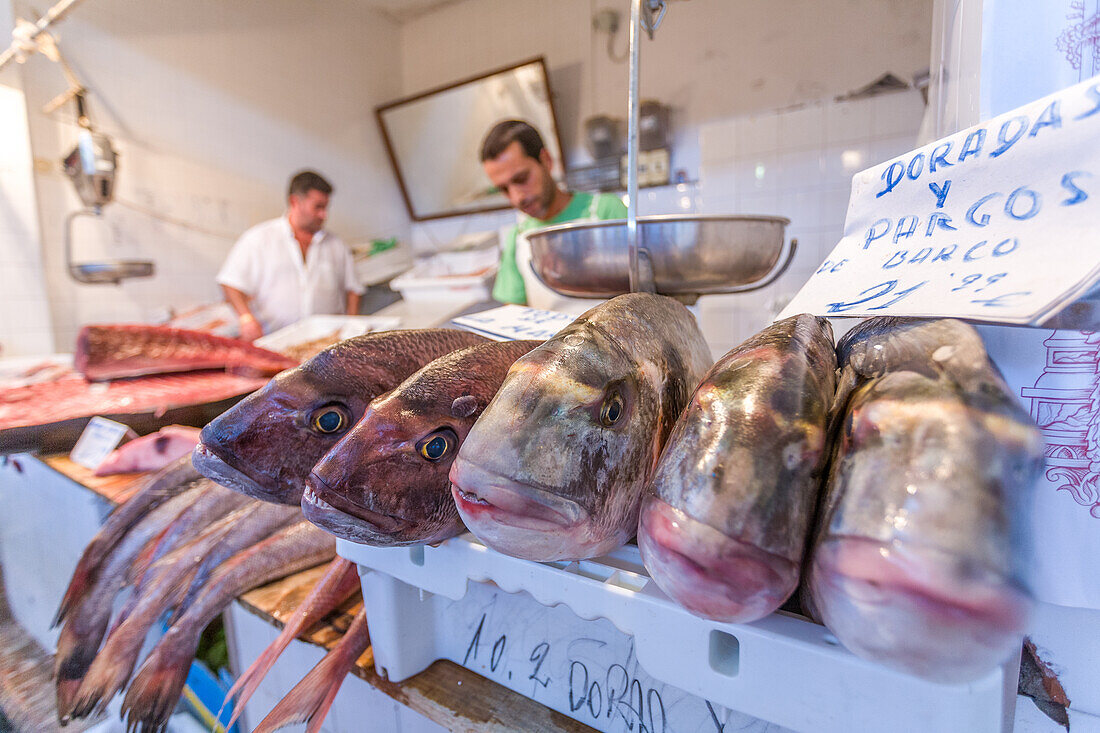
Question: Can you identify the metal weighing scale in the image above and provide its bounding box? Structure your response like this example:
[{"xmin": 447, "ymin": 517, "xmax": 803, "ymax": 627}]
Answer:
[
  {"xmin": 526, "ymin": 0, "xmax": 796, "ymax": 300},
  {"xmin": 62, "ymin": 92, "xmax": 155, "ymax": 285}
]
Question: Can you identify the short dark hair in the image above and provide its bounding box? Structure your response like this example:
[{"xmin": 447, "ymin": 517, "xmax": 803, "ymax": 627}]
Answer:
[
  {"xmin": 480, "ymin": 120, "xmax": 545, "ymax": 163},
  {"xmin": 288, "ymin": 170, "xmax": 333, "ymax": 198}
]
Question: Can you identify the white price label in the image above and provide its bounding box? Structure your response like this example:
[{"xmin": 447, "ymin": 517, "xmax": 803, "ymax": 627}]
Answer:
[
  {"xmin": 453, "ymin": 305, "xmax": 575, "ymax": 342},
  {"xmin": 781, "ymin": 74, "xmax": 1100, "ymax": 325},
  {"xmin": 70, "ymin": 416, "xmax": 135, "ymax": 470}
]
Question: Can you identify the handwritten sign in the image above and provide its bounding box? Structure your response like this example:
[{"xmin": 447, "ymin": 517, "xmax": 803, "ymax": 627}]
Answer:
[
  {"xmin": 452, "ymin": 304, "xmax": 575, "ymax": 342},
  {"xmin": 780, "ymin": 74, "xmax": 1100, "ymax": 325},
  {"xmin": 436, "ymin": 580, "xmax": 781, "ymax": 733},
  {"xmin": 69, "ymin": 416, "xmax": 135, "ymax": 470}
]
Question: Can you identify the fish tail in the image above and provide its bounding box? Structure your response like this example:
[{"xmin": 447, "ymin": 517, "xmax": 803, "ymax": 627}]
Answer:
[
  {"xmin": 69, "ymin": 605, "xmax": 157, "ymax": 721},
  {"xmin": 251, "ymin": 609, "xmax": 369, "ymax": 733},
  {"xmin": 53, "ymin": 616, "xmax": 106, "ymax": 721},
  {"xmin": 120, "ymin": 636, "xmax": 195, "ymax": 733},
  {"xmin": 223, "ymin": 557, "xmax": 359, "ymax": 730},
  {"xmin": 55, "ymin": 676, "xmax": 81, "ymax": 725}
]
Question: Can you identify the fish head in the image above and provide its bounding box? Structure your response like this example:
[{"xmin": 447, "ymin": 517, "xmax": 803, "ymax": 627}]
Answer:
[
  {"xmin": 194, "ymin": 361, "xmax": 371, "ymax": 505},
  {"xmin": 809, "ymin": 371, "xmax": 1039, "ymax": 681},
  {"xmin": 450, "ymin": 324, "xmax": 666, "ymax": 561},
  {"xmin": 303, "ymin": 389, "xmax": 478, "ymax": 546}
]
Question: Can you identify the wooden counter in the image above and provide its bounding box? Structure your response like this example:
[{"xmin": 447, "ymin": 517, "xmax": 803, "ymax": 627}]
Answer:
[{"xmin": 40, "ymin": 455, "xmax": 596, "ymax": 733}]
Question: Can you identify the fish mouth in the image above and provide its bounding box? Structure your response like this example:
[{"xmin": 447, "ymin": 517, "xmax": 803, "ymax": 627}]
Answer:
[
  {"xmin": 449, "ymin": 457, "xmax": 584, "ymax": 531},
  {"xmin": 809, "ymin": 535, "xmax": 1031, "ymax": 682},
  {"xmin": 191, "ymin": 443, "xmax": 295, "ymax": 505},
  {"xmin": 638, "ymin": 498, "xmax": 797, "ymax": 623},
  {"xmin": 303, "ymin": 473, "xmax": 416, "ymax": 541}
]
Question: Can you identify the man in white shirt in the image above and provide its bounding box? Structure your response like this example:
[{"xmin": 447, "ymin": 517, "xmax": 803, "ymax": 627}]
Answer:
[{"xmin": 217, "ymin": 170, "xmax": 364, "ymax": 341}]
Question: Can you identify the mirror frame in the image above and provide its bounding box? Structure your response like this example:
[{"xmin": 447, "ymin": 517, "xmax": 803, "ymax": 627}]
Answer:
[{"xmin": 375, "ymin": 56, "xmax": 566, "ymax": 222}]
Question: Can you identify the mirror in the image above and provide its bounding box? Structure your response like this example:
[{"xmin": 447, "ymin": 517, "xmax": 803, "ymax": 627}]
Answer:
[{"xmin": 377, "ymin": 57, "xmax": 565, "ymax": 221}]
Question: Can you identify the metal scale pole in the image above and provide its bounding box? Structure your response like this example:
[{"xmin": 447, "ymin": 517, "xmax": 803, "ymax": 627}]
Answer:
[{"xmin": 626, "ymin": 0, "xmax": 665, "ymax": 294}]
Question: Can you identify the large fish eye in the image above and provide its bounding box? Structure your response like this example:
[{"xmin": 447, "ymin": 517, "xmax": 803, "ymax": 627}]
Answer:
[
  {"xmin": 600, "ymin": 391, "xmax": 625, "ymax": 427},
  {"xmin": 417, "ymin": 429, "xmax": 457, "ymax": 462},
  {"xmin": 310, "ymin": 404, "xmax": 350, "ymax": 435}
]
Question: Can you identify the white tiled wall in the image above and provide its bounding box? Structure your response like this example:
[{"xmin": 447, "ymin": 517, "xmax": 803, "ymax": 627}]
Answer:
[
  {"xmin": 0, "ymin": 84, "xmax": 54, "ymax": 357},
  {"xmin": 695, "ymin": 90, "xmax": 926, "ymax": 356},
  {"xmin": 31, "ymin": 119, "xmax": 281, "ymax": 351}
]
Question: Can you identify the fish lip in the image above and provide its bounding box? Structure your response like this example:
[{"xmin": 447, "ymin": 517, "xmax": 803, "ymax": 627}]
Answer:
[
  {"xmin": 813, "ymin": 535, "xmax": 1029, "ymax": 633},
  {"xmin": 305, "ymin": 472, "xmax": 416, "ymax": 534},
  {"xmin": 191, "ymin": 443, "xmax": 293, "ymax": 504},
  {"xmin": 449, "ymin": 457, "xmax": 585, "ymax": 529},
  {"xmin": 638, "ymin": 499, "xmax": 795, "ymax": 621}
]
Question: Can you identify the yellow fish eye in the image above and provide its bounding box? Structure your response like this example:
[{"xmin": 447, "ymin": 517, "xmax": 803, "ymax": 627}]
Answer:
[
  {"xmin": 311, "ymin": 406, "xmax": 348, "ymax": 434},
  {"xmin": 419, "ymin": 433, "xmax": 452, "ymax": 461},
  {"xmin": 600, "ymin": 392, "xmax": 624, "ymax": 427}
]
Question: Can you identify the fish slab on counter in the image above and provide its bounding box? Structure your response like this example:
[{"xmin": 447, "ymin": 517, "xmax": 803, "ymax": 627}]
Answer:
[
  {"xmin": 74, "ymin": 324, "xmax": 298, "ymax": 381},
  {"xmin": 93, "ymin": 425, "xmax": 202, "ymax": 476},
  {"xmin": 450, "ymin": 293, "xmax": 712, "ymax": 562},
  {"xmin": 304, "ymin": 339, "xmax": 542, "ymax": 546},
  {"xmin": 0, "ymin": 370, "xmax": 269, "ymax": 451},
  {"xmin": 638, "ymin": 314, "xmax": 837, "ymax": 623},
  {"xmin": 807, "ymin": 316, "xmax": 1045, "ymax": 683},
  {"xmin": 193, "ymin": 328, "xmax": 489, "ymax": 505}
]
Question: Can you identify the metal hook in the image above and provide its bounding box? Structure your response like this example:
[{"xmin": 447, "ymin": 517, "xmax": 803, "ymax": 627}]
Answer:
[{"xmin": 641, "ymin": 0, "xmax": 666, "ymax": 39}]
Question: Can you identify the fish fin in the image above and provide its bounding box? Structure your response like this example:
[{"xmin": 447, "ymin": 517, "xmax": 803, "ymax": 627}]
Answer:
[
  {"xmin": 305, "ymin": 683, "xmax": 341, "ymax": 733},
  {"xmin": 223, "ymin": 557, "xmax": 359, "ymax": 731},
  {"xmin": 54, "ymin": 563, "xmax": 94, "ymax": 628},
  {"xmin": 251, "ymin": 610, "xmax": 369, "ymax": 733},
  {"xmin": 121, "ymin": 637, "xmax": 195, "ymax": 733}
]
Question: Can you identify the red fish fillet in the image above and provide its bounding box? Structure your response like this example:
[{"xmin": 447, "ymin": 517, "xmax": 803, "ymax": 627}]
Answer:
[
  {"xmin": 74, "ymin": 324, "xmax": 297, "ymax": 381},
  {"xmin": 0, "ymin": 370, "xmax": 268, "ymax": 432}
]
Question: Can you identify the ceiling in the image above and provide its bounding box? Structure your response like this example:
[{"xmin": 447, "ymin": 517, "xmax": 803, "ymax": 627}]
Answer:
[{"xmin": 360, "ymin": 0, "xmax": 469, "ymax": 23}]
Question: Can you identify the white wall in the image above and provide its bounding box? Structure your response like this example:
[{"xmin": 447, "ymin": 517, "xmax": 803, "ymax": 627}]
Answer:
[
  {"xmin": 13, "ymin": 0, "xmax": 409, "ymax": 352},
  {"xmin": 0, "ymin": 0, "xmax": 54, "ymax": 357},
  {"xmin": 399, "ymin": 0, "xmax": 932, "ymax": 173}
]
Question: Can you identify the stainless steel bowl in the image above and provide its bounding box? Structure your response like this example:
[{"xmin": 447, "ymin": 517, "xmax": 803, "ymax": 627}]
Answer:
[{"xmin": 525, "ymin": 214, "xmax": 794, "ymax": 298}]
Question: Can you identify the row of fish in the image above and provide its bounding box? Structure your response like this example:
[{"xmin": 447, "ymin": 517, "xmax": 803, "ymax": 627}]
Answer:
[
  {"xmin": 56, "ymin": 297, "xmax": 1042, "ymax": 730},
  {"xmin": 195, "ymin": 296, "xmax": 1042, "ymax": 687},
  {"xmin": 193, "ymin": 292, "xmax": 1042, "ymax": 686}
]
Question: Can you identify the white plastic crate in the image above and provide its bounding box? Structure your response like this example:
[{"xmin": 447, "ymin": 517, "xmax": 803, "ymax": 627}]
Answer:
[
  {"xmin": 338, "ymin": 534, "xmax": 1019, "ymax": 733},
  {"xmin": 391, "ymin": 246, "xmax": 499, "ymax": 304}
]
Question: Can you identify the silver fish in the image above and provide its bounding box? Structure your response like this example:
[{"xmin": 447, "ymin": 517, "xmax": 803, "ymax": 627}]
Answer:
[
  {"xmin": 638, "ymin": 314, "xmax": 836, "ymax": 622},
  {"xmin": 808, "ymin": 317, "xmax": 1044, "ymax": 682},
  {"xmin": 450, "ymin": 293, "xmax": 712, "ymax": 561}
]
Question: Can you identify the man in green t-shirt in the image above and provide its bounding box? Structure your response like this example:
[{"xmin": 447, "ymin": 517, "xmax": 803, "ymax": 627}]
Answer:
[{"xmin": 480, "ymin": 120, "xmax": 627, "ymax": 305}]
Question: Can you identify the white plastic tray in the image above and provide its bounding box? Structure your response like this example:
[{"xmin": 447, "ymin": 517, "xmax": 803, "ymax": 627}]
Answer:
[
  {"xmin": 254, "ymin": 315, "xmax": 401, "ymax": 354},
  {"xmin": 338, "ymin": 534, "xmax": 1018, "ymax": 733}
]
